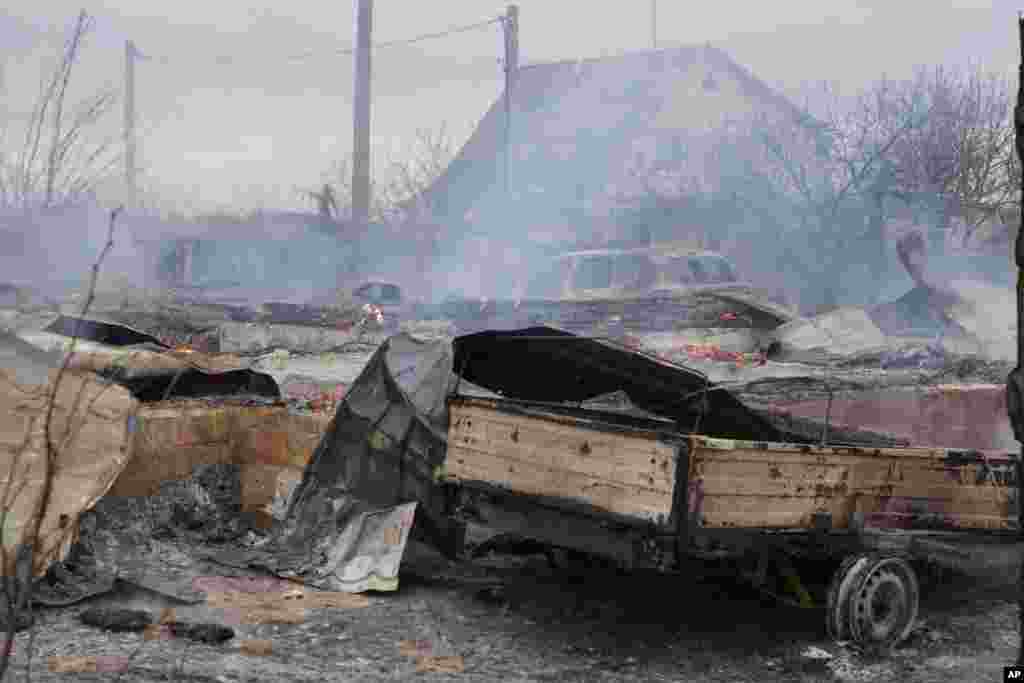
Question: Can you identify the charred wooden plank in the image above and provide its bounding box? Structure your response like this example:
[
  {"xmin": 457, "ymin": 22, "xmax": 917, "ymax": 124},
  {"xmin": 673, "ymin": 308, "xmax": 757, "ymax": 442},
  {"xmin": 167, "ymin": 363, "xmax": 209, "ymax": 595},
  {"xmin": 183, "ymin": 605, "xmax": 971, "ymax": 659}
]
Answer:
[
  {"xmin": 446, "ymin": 399, "xmax": 679, "ymax": 524},
  {"xmin": 687, "ymin": 436, "xmax": 1019, "ymax": 533}
]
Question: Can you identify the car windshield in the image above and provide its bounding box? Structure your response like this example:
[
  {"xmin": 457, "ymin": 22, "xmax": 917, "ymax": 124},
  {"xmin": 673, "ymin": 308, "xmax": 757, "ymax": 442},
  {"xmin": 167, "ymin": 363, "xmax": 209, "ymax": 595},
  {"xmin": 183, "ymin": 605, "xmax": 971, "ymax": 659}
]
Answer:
[{"xmin": 356, "ymin": 282, "xmax": 401, "ymax": 304}]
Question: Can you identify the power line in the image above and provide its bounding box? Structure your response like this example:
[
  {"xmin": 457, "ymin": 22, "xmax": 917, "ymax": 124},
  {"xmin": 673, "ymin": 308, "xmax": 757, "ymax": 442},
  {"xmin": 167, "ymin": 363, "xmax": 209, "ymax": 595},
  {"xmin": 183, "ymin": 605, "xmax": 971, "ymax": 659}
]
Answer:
[
  {"xmin": 373, "ymin": 17, "xmax": 502, "ymax": 50},
  {"xmin": 139, "ymin": 16, "xmax": 504, "ymax": 68}
]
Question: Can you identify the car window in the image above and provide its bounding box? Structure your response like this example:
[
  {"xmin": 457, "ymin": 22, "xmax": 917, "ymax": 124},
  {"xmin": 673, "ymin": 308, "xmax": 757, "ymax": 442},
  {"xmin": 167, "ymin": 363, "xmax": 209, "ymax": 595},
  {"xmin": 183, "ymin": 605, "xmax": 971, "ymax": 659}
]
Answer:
[
  {"xmin": 573, "ymin": 256, "xmax": 613, "ymax": 290},
  {"xmin": 701, "ymin": 255, "xmax": 738, "ymax": 282},
  {"xmin": 716, "ymin": 257, "xmax": 738, "ymax": 282},
  {"xmin": 615, "ymin": 254, "xmax": 657, "ymax": 289},
  {"xmin": 685, "ymin": 255, "xmax": 738, "ymax": 284},
  {"xmin": 354, "ymin": 283, "xmax": 402, "ymax": 304}
]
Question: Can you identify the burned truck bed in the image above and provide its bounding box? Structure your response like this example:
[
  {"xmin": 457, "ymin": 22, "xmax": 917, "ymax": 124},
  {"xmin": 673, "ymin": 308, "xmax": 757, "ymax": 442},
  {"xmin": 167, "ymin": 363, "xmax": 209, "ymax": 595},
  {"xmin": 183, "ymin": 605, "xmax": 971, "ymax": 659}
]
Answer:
[
  {"xmin": 443, "ymin": 395, "xmax": 1017, "ymax": 550},
  {"xmin": 438, "ymin": 326, "xmax": 1021, "ymax": 651},
  {"xmin": 273, "ymin": 326, "xmax": 1018, "ymax": 652}
]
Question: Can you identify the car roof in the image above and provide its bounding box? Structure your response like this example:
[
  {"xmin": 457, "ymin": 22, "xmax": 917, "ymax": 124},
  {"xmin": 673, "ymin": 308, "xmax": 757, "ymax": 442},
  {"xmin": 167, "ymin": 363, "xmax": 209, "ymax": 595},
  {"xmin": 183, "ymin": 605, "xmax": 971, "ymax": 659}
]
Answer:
[
  {"xmin": 352, "ymin": 279, "xmax": 402, "ymax": 290},
  {"xmin": 556, "ymin": 247, "xmax": 730, "ymax": 261}
]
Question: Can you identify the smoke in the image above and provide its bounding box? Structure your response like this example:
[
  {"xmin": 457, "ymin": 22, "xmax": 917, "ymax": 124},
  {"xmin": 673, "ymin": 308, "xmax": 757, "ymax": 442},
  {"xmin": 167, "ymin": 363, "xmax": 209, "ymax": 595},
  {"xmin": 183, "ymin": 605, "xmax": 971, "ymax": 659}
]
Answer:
[{"xmin": 0, "ymin": 204, "xmax": 151, "ymax": 299}]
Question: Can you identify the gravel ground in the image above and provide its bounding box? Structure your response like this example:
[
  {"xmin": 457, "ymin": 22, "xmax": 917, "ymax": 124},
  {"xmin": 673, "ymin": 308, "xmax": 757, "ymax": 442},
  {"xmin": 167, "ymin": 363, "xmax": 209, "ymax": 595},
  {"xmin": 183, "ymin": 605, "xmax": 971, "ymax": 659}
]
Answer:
[
  {"xmin": 3, "ymin": 527, "xmax": 1019, "ymax": 683},
  {"xmin": 3, "ymin": 317, "xmax": 1018, "ymax": 682}
]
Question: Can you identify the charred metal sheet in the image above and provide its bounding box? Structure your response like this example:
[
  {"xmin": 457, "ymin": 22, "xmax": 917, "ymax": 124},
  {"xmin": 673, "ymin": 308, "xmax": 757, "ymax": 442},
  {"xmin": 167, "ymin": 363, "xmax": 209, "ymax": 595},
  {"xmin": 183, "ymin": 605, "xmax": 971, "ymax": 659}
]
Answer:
[
  {"xmin": 452, "ymin": 326, "xmax": 790, "ymax": 443},
  {"xmin": 99, "ymin": 311, "xmax": 222, "ymax": 352},
  {"xmin": 281, "ymin": 333, "xmax": 456, "ymax": 561},
  {"xmin": 44, "ymin": 315, "xmax": 167, "ymax": 348},
  {"xmin": 452, "ymin": 327, "xmax": 900, "ymax": 447}
]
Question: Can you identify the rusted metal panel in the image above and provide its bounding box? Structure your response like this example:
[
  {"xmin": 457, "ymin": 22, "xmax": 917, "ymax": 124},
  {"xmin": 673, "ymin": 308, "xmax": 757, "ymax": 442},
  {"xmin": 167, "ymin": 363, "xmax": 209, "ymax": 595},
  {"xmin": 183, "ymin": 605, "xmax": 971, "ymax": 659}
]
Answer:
[
  {"xmin": 687, "ymin": 435, "xmax": 1019, "ymax": 532},
  {"xmin": 445, "ymin": 398, "xmax": 680, "ymax": 524}
]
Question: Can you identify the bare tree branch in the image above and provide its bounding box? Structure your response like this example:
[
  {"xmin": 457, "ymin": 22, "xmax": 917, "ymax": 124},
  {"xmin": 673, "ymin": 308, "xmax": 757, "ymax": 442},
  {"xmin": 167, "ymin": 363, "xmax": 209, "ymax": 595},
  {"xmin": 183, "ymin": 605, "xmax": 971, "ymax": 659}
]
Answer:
[
  {"xmin": 2, "ymin": 11, "xmax": 118, "ymax": 211},
  {"xmin": 305, "ymin": 124, "xmax": 455, "ymax": 261},
  {"xmin": 0, "ymin": 206, "xmax": 121, "ymax": 680}
]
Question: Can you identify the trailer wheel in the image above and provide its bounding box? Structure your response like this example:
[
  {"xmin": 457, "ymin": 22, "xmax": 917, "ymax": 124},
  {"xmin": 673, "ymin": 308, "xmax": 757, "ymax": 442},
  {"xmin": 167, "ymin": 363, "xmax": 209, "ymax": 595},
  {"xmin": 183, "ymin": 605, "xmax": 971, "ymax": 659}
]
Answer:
[
  {"xmin": 827, "ymin": 553, "xmax": 919, "ymax": 650},
  {"xmin": 826, "ymin": 554, "xmax": 873, "ymax": 641},
  {"xmin": 849, "ymin": 555, "xmax": 919, "ymax": 649}
]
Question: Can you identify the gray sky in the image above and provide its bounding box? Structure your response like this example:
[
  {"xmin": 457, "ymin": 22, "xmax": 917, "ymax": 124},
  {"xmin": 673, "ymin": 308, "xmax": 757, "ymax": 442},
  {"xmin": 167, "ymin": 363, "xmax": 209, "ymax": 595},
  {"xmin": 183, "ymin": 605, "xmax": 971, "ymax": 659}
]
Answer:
[{"xmin": 1, "ymin": 1, "xmax": 1018, "ymax": 213}]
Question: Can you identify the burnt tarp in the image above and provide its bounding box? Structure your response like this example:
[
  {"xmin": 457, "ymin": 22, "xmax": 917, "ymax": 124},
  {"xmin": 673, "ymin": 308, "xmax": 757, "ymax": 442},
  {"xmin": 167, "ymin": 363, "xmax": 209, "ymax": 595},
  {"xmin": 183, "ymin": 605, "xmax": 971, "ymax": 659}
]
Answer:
[
  {"xmin": 98, "ymin": 363, "xmax": 280, "ymax": 402},
  {"xmin": 452, "ymin": 326, "xmax": 790, "ymax": 442},
  {"xmin": 287, "ymin": 332, "xmax": 453, "ymax": 522},
  {"xmin": 219, "ymin": 333, "xmax": 456, "ymax": 590}
]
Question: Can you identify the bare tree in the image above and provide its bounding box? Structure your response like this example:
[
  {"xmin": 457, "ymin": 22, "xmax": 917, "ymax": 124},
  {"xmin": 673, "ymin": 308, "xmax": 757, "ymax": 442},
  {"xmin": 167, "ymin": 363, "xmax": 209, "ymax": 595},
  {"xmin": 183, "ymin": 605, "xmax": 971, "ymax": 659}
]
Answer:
[
  {"xmin": 0, "ymin": 11, "xmax": 120, "ymax": 211},
  {"xmin": 377, "ymin": 124, "xmax": 455, "ymax": 222},
  {"xmin": 306, "ymin": 124, "xmax": 454, "ymax": 226},
  {"xmin": 886, "ymin": 65, "xmax": 1019, "ymax": 245},
  {"xmin": 304, "ymin": 125, "xmax": 454, "ymax": 285},
  {"xmin": 763, "ymin": 66, "xmax": 1019, "ymax": 249}
]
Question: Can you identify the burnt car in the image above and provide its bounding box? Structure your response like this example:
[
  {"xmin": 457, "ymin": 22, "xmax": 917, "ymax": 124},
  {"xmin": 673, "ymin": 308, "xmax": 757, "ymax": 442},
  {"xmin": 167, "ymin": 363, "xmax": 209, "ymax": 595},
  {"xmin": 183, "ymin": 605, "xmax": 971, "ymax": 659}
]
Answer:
[
  {"xmin": 519, "ymin": 243, "xmax": 793, "ymax": 338},
  {"xmin": 538, "ymin": 245, "xmax": 745, "ymax": 300},
  {"xmin": 434, "ymin": 243, "xmax": 793, "ymax": 344}
]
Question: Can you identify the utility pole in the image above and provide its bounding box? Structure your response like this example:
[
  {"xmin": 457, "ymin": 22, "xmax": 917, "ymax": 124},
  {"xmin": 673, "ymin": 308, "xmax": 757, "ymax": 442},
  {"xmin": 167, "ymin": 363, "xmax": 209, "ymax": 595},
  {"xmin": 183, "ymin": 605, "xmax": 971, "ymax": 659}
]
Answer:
[
  {"xmin": 502, "ymin": 4, "xmax": 519, "ymax": 196},
  {"xmin": 351, "ymin": 0, "xmax": 373, "ymax": 236},
  {"xmin": 651, "ymin": 0, "xmax": 657, "ymax": 49},
  {"xmin": 1011, "ymin": 12, "xmax": 1024, "ymax": 668},
  {"xmin": 124, "ymin": 40, "xmax": 137, "ymax": 206}
]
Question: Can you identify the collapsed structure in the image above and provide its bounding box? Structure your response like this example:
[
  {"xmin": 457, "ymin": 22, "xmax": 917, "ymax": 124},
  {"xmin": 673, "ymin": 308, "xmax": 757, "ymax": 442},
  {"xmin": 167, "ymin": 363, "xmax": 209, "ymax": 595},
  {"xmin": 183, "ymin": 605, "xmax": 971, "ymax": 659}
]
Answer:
[{"xmin": 0, "ymin": 209, "xmax": 1017, "ymax": 657}]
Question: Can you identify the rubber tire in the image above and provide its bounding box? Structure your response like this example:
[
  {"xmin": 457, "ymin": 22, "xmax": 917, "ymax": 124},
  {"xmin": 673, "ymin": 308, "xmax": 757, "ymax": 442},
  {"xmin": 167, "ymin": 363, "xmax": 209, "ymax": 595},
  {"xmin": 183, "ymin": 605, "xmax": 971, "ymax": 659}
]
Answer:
[
  {"xmin": 848, "ymin": 555, "xmax": 919, "ymax": 651},
  {"xmin": 826, "ymin": 553, "xmax": 874, "ymax": 642}
]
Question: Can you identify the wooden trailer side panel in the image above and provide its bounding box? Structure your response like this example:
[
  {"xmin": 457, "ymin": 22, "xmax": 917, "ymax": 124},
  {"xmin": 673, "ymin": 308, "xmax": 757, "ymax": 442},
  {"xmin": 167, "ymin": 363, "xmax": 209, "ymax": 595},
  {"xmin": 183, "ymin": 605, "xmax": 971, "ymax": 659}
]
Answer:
[
  {"xmin": 445, "ymin": 399, "xmax": 679, "ymax": 524},
  {"xmin": 688, "ymin": 436, "xmax": 1019, "ymax": 532}
]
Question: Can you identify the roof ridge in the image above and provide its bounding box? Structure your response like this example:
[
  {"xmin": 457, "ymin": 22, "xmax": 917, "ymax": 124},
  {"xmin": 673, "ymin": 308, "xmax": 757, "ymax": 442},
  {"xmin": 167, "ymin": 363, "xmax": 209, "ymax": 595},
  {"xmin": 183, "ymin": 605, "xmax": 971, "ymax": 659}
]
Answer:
[{"xmin": 519, "ymin": 43, "xmax": 709, "ymax": 71}]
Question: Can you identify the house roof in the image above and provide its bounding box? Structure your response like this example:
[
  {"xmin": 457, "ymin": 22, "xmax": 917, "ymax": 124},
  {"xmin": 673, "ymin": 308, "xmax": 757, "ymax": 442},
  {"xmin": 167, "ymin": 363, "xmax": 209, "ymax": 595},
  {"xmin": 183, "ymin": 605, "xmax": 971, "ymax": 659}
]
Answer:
[{"xmin": 424, "ymin": 44, "xmax": 808, "ymax": 228}]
